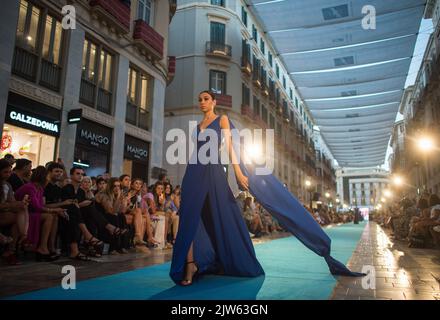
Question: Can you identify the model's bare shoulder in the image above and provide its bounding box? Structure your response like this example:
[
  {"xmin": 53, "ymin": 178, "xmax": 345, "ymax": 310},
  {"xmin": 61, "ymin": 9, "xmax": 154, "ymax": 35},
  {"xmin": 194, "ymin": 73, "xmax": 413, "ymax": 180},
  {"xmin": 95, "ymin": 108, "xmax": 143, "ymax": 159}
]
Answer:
[{"xmin": 219, "ymin": 114, "xmax": 230, "ymax": 129}]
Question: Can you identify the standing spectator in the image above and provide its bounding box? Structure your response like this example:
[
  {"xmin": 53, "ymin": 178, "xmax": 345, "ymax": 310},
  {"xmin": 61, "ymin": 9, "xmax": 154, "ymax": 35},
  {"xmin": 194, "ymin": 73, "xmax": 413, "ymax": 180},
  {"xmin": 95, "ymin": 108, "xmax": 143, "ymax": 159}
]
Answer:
[
  {"xmin": 0, "ymin": 159, "xmax": 29, "ymax": 265},
  {"xmin": 8, "ymin": 158, "xmax": 32, "ymax": 192},
  {"xmin": 15, "ymin": 166, "xmax": 67, "ymax": 261}
]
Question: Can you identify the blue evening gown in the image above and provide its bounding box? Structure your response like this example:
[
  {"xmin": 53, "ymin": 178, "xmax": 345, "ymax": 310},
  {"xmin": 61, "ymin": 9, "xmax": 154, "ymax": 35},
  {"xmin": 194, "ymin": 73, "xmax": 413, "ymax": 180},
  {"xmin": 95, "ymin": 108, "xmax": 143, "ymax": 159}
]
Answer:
[{"xmin": 169, "ymin": 116, "xmax": 364, "ymax": 284}]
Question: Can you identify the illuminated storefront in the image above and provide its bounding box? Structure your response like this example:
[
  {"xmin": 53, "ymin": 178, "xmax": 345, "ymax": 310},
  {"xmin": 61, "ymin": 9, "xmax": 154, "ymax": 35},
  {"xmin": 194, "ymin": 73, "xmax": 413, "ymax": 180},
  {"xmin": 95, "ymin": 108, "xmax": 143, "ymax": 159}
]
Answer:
[
  {"xmin": 1, "ymin": 94, "xmax": 60, "ymax": 166},
  {"xmin": 123, "ymin": 135, "xmax": 150, "ymax": 181}
]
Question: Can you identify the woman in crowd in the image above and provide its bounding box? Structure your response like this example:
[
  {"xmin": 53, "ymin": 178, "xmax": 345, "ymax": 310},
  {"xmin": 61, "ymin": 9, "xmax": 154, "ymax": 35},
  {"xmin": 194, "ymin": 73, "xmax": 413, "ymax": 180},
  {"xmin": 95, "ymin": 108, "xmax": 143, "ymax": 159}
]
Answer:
[
  {"xmin": 0, "ymin": 159, "xmax": 30, "ymax": 265},
  {"xmin": 243, "ymin": 197, "xmax": 264, "ymax": 237},
  {"xmin": 164, "ymin": 182, "xmax": 179, "ymax": 244},
  {"xmin": 80, "ymin": 176, "xmax": 127, "ymax": 256},
  {"xmin": 15, "ymin": 166, "xmax": 67, "ymax": 261},
  {"xmin": 146, "ymin": 181, "xmax": 170, "ymax": 249},
  {"xmin": 171, "ymin": 185, "xmax": 181, "ymax": 210},
  {"xmin": 126, "ymin": 178, "xmax": 149, "ymax": 248},
  {"xmin": 95, "ymin": 178, "xmax": 129, "ymax": 254}
]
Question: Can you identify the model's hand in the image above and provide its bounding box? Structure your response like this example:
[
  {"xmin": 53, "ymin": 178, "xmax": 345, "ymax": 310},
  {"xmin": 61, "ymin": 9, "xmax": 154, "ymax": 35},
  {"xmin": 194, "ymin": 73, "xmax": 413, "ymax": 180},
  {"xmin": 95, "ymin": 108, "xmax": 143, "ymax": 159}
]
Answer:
[{"xmin": 236, "ymin": 173, "xmax": 249, "ymax": 191}]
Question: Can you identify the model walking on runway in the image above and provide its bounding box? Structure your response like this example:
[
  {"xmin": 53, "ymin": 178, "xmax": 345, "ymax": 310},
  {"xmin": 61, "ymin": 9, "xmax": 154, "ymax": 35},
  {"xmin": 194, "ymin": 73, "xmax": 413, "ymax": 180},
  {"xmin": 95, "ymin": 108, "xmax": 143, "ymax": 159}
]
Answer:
[{"xmin": 170, "ymin": 90, "xmax": 364, "ymax": 286}]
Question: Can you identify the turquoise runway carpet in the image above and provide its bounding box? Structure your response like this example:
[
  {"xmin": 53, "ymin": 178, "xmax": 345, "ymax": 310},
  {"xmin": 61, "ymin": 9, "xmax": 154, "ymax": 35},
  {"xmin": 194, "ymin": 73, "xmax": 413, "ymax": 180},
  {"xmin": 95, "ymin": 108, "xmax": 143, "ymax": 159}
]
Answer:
[{"xmin": 7, "ymin": 222, "xmax": 366, "ymax": 300}]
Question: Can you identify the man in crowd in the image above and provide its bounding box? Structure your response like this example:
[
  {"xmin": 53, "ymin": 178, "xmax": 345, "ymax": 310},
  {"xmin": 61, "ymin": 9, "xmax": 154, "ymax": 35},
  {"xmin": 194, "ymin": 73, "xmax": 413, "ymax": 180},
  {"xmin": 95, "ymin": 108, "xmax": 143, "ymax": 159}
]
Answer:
[{"xmin": 8, "ymin": 158, "xmax": 32, "ymax": 192}]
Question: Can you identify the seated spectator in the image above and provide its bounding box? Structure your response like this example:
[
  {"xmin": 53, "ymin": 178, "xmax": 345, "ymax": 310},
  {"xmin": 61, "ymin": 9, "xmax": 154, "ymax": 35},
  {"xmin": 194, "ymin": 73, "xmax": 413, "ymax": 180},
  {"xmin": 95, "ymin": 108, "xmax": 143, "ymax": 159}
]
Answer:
[
  {"xmin": 0, "ymin": 159, "xmax": 29, "ymax": 265},
  {"xmin": 171, "ymin": 185, "xmax": 181, "ymax": 210},
  {"xmin": 408, "ymin": 198, "xmax": 431, "ymax": 247},
  {"xmin": 127, "ymin": 178, "xmax": 154, "ymax": 253},
  {"xmin": 242, "ymin": 197, "xmax": 264, "ymax": 237},
  {"xmin": 60, "ymin": 167, "xmax": 104, "ymax": 260},
  {"xmin": 164, "ymin": 182, "xmax": 179, "ymax": 244},
  {"xmin": 3, "ymin": 154, "xmax": 15, "ymax": 166},
  {"xmin": 146, "ymin": 182, "xmax": 169, "ymax": 249},
  {"xmin": 80, "ymin": 176, "xmax": 127, "ymax": 256},
  {"xmin": 95, "ymin": 178, "xmax": 129, "ymax": 255},
  {"xmin": 8, "ymin": 158, "xmax": 32, "ymax": 192},
  {"xmin": 95, "ymin": 177, "xmax": 107, "ymax": 195},
  {"xmin": 15, "ymin": 166, "xmax": 67, "ymax": 261},
  {"xmin": 392, "ymin": 198, "xmax": 417, "ymax": 240}
]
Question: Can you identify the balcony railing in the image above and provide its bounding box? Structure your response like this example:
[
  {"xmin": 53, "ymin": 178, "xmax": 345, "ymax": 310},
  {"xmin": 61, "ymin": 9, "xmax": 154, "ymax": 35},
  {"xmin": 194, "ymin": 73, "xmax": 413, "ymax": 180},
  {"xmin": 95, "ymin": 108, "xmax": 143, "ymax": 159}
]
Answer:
[
  {"xmin": 79, "ymin": 78, "xmax": 96, "ymax": 107},
  {"xmin": 241, "ymin": 104, "xmax": 253, "ymax": 120},
  {"xmin": 39, "ymin": 59, "xmax": 62, "ymax": 92},
  {"xmin": 252, "ymin": 70, "xmax": 261, "ymax": 88},
  {"xmin": 215, "ymin": 93, "xmax": 232, "ymax": 108},
  {"xmin": 133, "ymin": 19, "xmax": 164, "ymax": 60},
  {"xmin": 90, "ymin": 0, "xmax": 131, "ymax": 34},
  {"xmin": 206, "ymin": 42, "xmax": 232, "ymax": 59},
  {"xmin": 12, "ymin": 46, "xmax": 38, "ymax": 82},
  {"xmin": 261, "ymin": 82, "xmax": 269, "ymax": 97},
  {"xmin": 241, "ymin": 56, "xmax": 252, "ymax": 75},
  {"xmin": 97, "ymin": 88, "xmax": 112, "ymax": 114},
  {"xmin": 126, "ymin": 101, "xmax": 138, "ymax": 126},
  {"xmin": 127, "ymin": 101, "xmax": 150, "ymax": 130}
]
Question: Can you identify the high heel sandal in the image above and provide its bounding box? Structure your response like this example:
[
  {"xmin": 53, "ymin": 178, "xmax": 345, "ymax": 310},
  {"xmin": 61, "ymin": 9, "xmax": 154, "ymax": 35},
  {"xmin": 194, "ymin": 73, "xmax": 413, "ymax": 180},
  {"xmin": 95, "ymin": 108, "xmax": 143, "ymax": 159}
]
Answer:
[
  {"xmin": 85, "ymin": 236, "xmax": 104, "ymax": 256},
  {"xmin": 181, "ymin": 261, "xmax": 199, "ymax": 286}
]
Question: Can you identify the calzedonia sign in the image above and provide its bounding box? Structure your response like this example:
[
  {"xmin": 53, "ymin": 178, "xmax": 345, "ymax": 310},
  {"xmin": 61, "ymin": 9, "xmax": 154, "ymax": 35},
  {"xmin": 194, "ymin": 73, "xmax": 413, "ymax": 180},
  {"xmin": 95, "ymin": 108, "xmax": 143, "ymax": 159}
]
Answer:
[
  {"xmin": 124, "ymin": 135, "xmax": 149, "ymax": 161},
  {"xmin": 6, "ymin": 107, "xmax": 60, "ymax": 136},
  {"xmin": 76, "ymin": 119, "xmax": 112, "ymax": 152}
]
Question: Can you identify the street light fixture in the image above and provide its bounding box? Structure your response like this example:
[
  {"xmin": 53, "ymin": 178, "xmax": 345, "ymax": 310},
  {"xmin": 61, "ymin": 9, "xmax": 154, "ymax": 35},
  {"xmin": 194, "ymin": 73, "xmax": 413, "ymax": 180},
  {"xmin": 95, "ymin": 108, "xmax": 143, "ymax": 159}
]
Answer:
[
  {"xmin": 418, "ymin": 136, "xmax": 434, "ymax": 152},
  {"xmin": 305, "ymin": 180, "xmax": 313, "ymax": 209},
  {"xmin": 384, "ymin": 190, "xmax": 392, "ymax": 198},
  {"xmin": 393, "ymin": 175, "xmax": 403, "ymax": 186}
]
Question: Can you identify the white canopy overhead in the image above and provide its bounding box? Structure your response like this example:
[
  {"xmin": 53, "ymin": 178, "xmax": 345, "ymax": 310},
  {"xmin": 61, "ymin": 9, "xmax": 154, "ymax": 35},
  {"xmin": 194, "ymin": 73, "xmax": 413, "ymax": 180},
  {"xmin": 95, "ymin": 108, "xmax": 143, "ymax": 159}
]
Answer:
[{"xmin": 248, "ymin": 0, "xmax": 425, "ymax": 167}]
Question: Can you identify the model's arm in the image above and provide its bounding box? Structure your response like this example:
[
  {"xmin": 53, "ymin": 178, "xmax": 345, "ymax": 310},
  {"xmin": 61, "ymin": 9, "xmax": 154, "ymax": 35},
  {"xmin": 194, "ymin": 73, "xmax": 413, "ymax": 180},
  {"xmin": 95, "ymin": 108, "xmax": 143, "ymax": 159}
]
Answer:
[{"xmin": 219, "ymin": 115, "xmax": 249, "ymax": 190}]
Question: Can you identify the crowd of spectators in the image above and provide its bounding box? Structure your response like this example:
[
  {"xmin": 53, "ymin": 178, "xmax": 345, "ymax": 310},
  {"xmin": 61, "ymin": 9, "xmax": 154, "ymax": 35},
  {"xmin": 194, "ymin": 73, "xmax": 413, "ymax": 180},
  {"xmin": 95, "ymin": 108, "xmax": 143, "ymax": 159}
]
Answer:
[
  {"xmin": 372, "ymin": 192, "xmax": 440, "ymax": 249},
  {"xmin": 0, "ymin": 154, "xmax": 180, "ymax": 265},
  {"xmin": 0, "ymin": 153, "xmax": 359, "ymax": 266}
]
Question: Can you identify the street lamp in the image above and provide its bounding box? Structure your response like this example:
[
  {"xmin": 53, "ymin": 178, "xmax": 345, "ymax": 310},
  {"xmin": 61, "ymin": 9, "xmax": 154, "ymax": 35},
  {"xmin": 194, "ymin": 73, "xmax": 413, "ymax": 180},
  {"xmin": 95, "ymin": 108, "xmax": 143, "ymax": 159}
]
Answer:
[
  {"xmin": 417, "ymin": 136, "xmax": 434, "ymax": 152},
  {"xmin": 384, "ymin": 189, "xmax": 392, "ymax": 198},
  {"xmin": 393, "ymin": 175, "xmax": 403, "ymax": 186}
]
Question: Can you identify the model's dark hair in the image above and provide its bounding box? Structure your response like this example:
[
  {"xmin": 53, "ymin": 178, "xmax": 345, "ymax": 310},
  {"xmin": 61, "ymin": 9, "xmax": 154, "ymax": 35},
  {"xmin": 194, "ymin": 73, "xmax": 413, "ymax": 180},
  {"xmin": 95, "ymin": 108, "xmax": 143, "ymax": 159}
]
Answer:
[
  {"xmin": 31, "ymin": 166, "xmax": 48, "ymax": 186},
  {"xmin": 199, "ymin": 90, "xmax": 216, "ymax": 100}
]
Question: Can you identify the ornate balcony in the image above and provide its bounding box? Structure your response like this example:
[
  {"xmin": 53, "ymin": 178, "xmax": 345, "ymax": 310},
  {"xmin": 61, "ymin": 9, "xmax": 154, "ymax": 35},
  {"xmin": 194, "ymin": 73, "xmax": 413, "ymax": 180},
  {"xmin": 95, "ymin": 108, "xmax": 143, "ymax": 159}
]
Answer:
[
  {"xmin": 90, "ymin": 0, "xmax": 131, "ymax": 34},
  {"xmin": 241, "ymin": 56, "xmax": 252, "ymax": 76},
  {"xmin": 215, "ymin": 94, "xmax": 232, "ymax": 108},
  {"xmin": 167, "ymin": 56, "xmax": 176, "ymax": 85},
  {"xmin": 133, "ymin": 19, "xmax": 164, "ymax": 61},
  {"xmin": 206, "ymin": 42, "xmax": 232, "ymax": 59},
  {"xmin": 261, "ymin": 82, "xmax": 269, "ymax": 97},
  {"xmin": 241, "ymin": 104, "xmax": 253, "ymax": 121}
]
